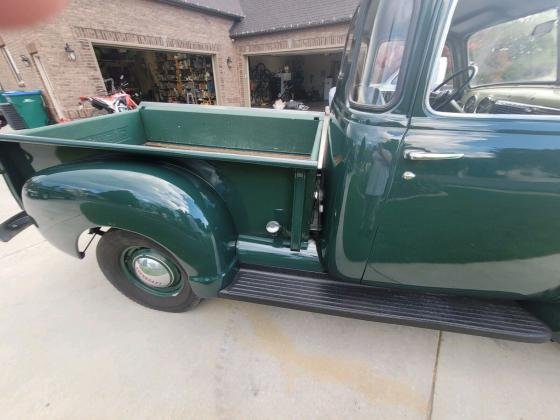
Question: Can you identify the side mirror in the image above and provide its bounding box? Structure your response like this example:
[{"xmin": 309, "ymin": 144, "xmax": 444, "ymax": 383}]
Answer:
[{"xmin": 329, "ymin": 87, "xmax": 336, "ymax": 106}]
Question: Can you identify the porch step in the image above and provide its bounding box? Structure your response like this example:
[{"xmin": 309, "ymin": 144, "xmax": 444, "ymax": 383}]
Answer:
[{"xmin": 219, "ymin": 267, "xmax": 551, "ymax": 343}]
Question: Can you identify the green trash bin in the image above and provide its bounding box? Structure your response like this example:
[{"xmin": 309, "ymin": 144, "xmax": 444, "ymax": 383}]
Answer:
[
  {"xmin": 2, "ymin": 90, "xmax": 49, "ymax": 128},
  {"xmin": 0, "ymin": 92, "xmax": 7, "ymax": 128}
]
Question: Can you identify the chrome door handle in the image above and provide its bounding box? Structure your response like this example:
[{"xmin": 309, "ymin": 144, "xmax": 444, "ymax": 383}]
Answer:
[{"xmin": 404, "ymin": 150, "xmax": 464, "ymax": 161}]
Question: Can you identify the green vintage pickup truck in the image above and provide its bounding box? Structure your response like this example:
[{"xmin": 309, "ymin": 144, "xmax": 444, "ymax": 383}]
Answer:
[{"xmin": 2, "ymin": 0, "xmax": 560, "ymax": 343}]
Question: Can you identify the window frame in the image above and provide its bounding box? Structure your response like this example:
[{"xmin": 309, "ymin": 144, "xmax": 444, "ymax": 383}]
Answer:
[
  {"xmin": 337, "ymin": 6, "xmax": 361, "ymax": 84},
  {"xmin": 1, "ymin": 46, "xmax": 24, "ymax": 84},
  {"xmin": 347, "ymin": 0, "xmax": 420, "ymax": 113},
  {"xmin": 424, "ymin": 0, "xmax": 560, "ymax": 121}
]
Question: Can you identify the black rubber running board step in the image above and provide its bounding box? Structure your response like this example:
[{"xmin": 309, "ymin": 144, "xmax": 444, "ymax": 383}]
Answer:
[
  {"xmin": 220, "ymin": 268, "xmax": 551, "ymax": 343},
  {"xmin": 0, "ymin": 211, "xmax": 33, "ymax": 242}
]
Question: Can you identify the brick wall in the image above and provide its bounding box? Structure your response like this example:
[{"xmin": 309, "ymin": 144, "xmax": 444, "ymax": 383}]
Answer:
[
  {"xmin": 0, "ymin": 28, "xmax": 47, "ymax": 94},
  {"xmin": 0, "ymin": 0, "xmax": 242, "ymax": 119},
  {"xmin": 232, "ymin": 23, "xmax": 349, "ymax": 107},
  {"xmin": 0, "ymin": 2, "xmax": 350, "ymax": 119}
]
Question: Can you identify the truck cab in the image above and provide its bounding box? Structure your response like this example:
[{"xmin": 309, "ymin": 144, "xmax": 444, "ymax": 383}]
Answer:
[
  {"xmin": 327, "ymin": 0, "xmax": 560, "ymax": 291},
  {"xmin": 1, "ymin": 0, "xmax": 560, "ymax": 343}
]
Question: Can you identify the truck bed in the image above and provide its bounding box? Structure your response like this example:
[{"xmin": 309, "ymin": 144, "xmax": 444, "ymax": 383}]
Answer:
[
  {"xmin": 2, "ymin": 102, "xmax": 324, "ymax": 169},
  {"xmin": 144, "ymin": 141, "xmax": 311, "ymax": 160},
  {"xmin": 0, "ymin": 103, "xmax": 326, "ymax": 250}
]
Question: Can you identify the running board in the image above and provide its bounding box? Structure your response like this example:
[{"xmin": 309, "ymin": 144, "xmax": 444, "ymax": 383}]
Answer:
[
  {"xmin": 219, "ymin": 268, "xmax": 551, "ymax": 343},
  {"xmin": 0, "ymin": 211, "xmax": 33, "ymax": 242}
]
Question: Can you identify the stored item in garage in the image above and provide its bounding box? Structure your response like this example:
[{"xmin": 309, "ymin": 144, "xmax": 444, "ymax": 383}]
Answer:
[{"xmin": 79, "ymin": 76, "xmax": 138, "ymax": 114}]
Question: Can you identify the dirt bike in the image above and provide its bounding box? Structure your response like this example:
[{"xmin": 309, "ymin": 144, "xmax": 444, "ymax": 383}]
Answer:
[{"xmin": 79, "ymin": 76, "xmax": 138, "ymax": 114}]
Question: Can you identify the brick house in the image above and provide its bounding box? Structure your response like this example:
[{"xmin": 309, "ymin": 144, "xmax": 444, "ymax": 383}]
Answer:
[{"xmin": 0, "ymin": 0, "xmax": 358, "ymax": 120}]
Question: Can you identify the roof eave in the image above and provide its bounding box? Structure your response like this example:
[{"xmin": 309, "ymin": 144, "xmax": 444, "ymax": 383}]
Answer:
[
  {"xmin": 230, "ymin": 16, "xmax": 353, "ymax": 38},
  {"xmin": 158, "ymin": 0, "xmax": 244, "ymax": 20}
]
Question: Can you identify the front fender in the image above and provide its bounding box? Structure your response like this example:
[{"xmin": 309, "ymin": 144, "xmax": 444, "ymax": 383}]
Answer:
[{"xmin": 22, "ymin": 160, "xmax": 237, "ymax": 297}]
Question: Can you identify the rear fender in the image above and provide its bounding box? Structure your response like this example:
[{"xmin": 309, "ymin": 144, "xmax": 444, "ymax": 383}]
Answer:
[{"xmin": 22, "ymin": 160, "xmax": 238, "ymax": 297}]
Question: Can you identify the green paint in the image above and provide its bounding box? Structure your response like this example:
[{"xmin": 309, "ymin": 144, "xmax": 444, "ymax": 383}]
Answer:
[
  {"xmin": 290, "ymin": 170, "xmax": 307, "ymax": 251},
  {"xmin": 0, "ymin": 0, "xmax": 559, "ymax": 335},
  {"xmin": 141, "ymin": 105, "xmax": 320, "ymax": 155},
  {"xmin": 22, "ymin": 161, "xmax": 238, "ymax": 298},
  {"xmin": 237, "ymin": 235, "xmax": 324, "ymax": 273},
  {"xmin": 3, "ymin": 105, "xmax": 322, "ymax": 170}
]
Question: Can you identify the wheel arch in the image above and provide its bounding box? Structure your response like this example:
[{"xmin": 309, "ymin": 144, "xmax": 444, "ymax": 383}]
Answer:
[{"xmin": 22, "ymin": 160, "xmax": 238, "ymax": 297}]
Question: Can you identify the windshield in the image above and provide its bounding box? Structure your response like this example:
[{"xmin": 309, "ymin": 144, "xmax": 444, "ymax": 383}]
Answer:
[{"xmin": 468, "ymin": 8, "xmax": 558, "ymax": 87}]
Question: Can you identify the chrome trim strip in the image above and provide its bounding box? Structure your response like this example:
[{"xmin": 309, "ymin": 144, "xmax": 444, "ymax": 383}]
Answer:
[{"xmin": 404, "ymin": 150, "xmax": 464, "ymax": 160}]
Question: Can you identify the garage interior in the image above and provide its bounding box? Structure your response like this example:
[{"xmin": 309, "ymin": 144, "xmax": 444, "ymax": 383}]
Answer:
[
  {"xmin": 248, "ymin": 51, "xmax": 341, "ymax": 111},
  {"xmin": 93, "ymin": 46, "xmax": 217, "ymax": 105}
]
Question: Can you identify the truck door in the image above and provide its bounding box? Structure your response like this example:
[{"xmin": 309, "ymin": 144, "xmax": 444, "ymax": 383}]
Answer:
[
  {"xmin": 321, "ymin": 0, "xmax": 424, "ymax": 281},
  {"xmin": 364, "ymin": 0, "xmax": 560, "ymax": 297}
]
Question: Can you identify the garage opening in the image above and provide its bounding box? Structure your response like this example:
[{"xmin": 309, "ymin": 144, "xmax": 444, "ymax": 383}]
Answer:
[
  {"xmin": 93, "ymin": 45, "xmax": 217, "ymax": 105},
  {"xmin": 248, "ymin": 51, "xmax": 341, "ymax": 111}
]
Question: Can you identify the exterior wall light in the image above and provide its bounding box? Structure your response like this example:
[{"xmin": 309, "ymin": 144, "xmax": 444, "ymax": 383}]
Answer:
[
  {"xmin": 20, "ymin": 55, "xmax": 31, "ymax": 67},
  {"xmin": 64, "ymin": 43, "xmax": 76, "ymax": 61},
  {"xmin": 226, "ymin": 56, "xmax": 233, "ymax": 69}
]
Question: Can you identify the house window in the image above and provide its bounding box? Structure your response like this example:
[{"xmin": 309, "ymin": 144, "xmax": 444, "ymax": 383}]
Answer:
[{"xmin": 1, "ymin": 46, "xmax": 24, "ymax": 85}]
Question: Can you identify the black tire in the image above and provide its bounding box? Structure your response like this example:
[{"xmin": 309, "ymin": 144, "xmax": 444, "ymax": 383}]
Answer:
[{"xmin": 96, "ymin": 229, "xmax": 200, "ymax": 312}]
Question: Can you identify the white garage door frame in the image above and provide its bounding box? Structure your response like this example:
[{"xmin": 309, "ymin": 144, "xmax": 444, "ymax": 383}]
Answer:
[{"xmin": 91, "ymin": 41, "xmax": 222, "ymax": 105}]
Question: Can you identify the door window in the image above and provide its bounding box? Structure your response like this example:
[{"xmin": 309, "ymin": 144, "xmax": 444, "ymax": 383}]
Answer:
[
  {"xmin": 338, "ymin": 7, "xmax": 360, "ymax": 83},
  {"xmin": 350, "ymin": 0, "xmax": 414, "ymax": 109},
  {"xmin": 428, "ymin": 1, "xmax": 560, "ymax": 116}
]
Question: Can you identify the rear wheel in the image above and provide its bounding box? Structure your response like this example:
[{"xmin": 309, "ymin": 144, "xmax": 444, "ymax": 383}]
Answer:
[{"xmin": 96, "ymin": 229, "xmax": 199, "ymax": 312}]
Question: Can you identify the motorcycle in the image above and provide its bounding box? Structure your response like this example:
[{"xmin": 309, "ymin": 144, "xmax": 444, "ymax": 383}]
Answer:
[{"xmin": 79, "ymin": 75, "xmax": 138, "ymax": 114}]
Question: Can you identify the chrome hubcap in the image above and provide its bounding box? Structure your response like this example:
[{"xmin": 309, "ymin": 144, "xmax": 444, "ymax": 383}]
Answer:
[
  {"xmin": 121, "ymin": 246, "xmax": 184, "ymax": 296},
  {"xmin": 132, "ymin": 255, "xmax": 174, "ymax": 288}
]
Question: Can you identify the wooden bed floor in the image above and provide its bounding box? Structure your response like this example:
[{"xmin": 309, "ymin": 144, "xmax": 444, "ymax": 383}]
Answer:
[{"xmin": 145, "ymin": 141, "xmax": 311, "ymax": 160}]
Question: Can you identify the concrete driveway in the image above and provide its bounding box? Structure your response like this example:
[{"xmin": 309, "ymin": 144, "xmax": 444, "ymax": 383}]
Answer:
[{"xmin": 0, "ymin": 179, "xmax": 559, "ymax": 419}]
